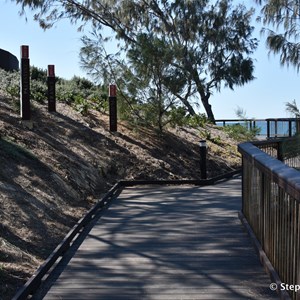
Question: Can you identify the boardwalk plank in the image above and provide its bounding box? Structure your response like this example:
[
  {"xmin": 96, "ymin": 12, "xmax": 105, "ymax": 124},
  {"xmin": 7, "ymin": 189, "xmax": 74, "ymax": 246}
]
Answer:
[{"xmin": 38, "ymin": 178, "xmax": 278, "ymax": 299}]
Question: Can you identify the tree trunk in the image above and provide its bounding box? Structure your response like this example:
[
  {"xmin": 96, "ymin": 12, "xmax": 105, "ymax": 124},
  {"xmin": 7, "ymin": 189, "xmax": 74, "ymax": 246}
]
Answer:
[
  {"xmin": 196, "ymin": 86, "xmax": 216, "ymax": 124},
  {"xmin": 201, "ymin": 95, "xmax": 215, "ymax": 124},
  {"xmin": 183, "ymin": 99, "xmax": 196, "ymax": 116},
  {"xmin": 190, "ymin": 68, "xmax": 216, "ymax": 124},
  {"xmin": 176, "ymin": 94, "xmax": 196, "ymax": 116}
]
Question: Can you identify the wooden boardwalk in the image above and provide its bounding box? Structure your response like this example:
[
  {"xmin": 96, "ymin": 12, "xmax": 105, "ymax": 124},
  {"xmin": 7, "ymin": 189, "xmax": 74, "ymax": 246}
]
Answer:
[{"xmin": 37, "ymin": 177, "xmax": 278, "ymax": 299}]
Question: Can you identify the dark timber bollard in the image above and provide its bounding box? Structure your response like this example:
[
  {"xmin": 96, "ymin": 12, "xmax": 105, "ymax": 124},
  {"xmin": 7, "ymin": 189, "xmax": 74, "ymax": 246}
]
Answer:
[
  {"xmin": 47, "ymin": 65, "xmax": 56, "ymax": 112},
  {"xmin": 20, "ymin": 45, "xmax": 31, "ymax": 120},
  {"xmin": 109, "ymin": 84, "xmax": 117, "ymax": 132},
  {"xmin": 199, "ymin": 140, "xmax": 207, "ymax": 180}
]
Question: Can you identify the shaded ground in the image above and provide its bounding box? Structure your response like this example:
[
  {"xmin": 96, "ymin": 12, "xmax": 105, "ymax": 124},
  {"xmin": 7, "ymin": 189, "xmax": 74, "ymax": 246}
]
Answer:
[{"xmin": 0, "ymin": 95, "xmax": 240, "ymax": 299}]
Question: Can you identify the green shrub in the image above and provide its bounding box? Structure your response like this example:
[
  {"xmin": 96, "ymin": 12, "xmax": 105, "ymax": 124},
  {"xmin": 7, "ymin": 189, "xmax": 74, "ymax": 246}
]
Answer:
[
  {"xmin": 31, "ymin": 66, "xmax": 47, "ymax": 82},
  {"xmin": 211, "ymin": 135, "xmax": 223, "ymax": 146},
  {"xmin": 223, "ymin": 123, "xmax": 260, "ymax": 141},
  {"xmin": 87, "ymin": 90, "xmax": 109, "ymax": 113},
  {"xmin": 56, "ymin": 77, "xmax": 108, "ymax": 114},
  {"xmin": 30, "ymin": 79, "xmax": 47, "ymax": 103},
  {"xmin": 73, "ymin": 96, "xmax": 90, "ymax": 116},
  {"xmin": 0, "ymin": 69, "xmax": 20, "ymax": 100},
  {"xmin": 169, "ymin": 106, "xmax": 187, "ymax": 127},
  {"xmin": 168, "ymin": 108, "xmax": 208, "ymax": 128},
  {"xmin": 71, "ymin": 76, "xmax": 94, "ymax": 90},
  {"xmin": 186, "ymin": 113, "xmax": 208, "ymax": 127}
]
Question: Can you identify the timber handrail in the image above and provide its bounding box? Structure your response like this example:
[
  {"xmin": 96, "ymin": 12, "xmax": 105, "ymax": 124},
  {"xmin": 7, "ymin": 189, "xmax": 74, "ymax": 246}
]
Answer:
[
  {"xmin": 239, "ymin": 140, "xmax": 300, "ymax": 300},
  {"xmin": 239, "ymin": 142, "xmax": 300, "ymax": 199}
]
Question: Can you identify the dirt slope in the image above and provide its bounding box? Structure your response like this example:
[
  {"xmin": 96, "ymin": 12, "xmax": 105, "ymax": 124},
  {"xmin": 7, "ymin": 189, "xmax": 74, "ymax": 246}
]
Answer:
[{"xmin": 0, "ymin": 96, "xmax": 240, "ymax": 299}]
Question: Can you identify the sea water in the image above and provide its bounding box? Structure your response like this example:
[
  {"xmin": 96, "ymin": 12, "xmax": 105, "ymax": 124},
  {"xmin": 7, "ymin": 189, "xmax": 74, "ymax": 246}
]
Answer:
[{"xmin": 216, "ymin": 120, "xmax": 298, "ymax": 138}]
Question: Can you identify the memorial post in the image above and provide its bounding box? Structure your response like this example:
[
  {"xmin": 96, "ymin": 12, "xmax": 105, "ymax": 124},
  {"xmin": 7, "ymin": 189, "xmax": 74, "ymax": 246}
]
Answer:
[
  {"xmin": 109, "ymin": 84, "xmax": 117, "ymax": 132},
  {"xmin": 47, "ymin": 65, "xmax": 56, "ymax": 112},
  {"xmin": 20, "ymin": 45, "xmax": 31, "ymax": 120}
]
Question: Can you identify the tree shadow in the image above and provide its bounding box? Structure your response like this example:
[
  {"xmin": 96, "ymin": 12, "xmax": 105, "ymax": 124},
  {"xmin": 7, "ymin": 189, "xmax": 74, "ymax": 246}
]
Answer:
[{"xmin": 34, "ymin": 179, "xmax": 277, "ymax": 299}]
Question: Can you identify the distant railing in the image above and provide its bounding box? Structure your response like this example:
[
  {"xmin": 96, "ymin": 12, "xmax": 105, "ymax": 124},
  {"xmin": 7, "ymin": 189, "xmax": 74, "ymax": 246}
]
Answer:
[
  {"xmin": 253, "ymin": 137, "xmax": 300, "ymax": 169},
  {"xmin": 216, "ymin": 118, "xmax": 300, "ymax": 139},
  {"xmin": 238, "ymin": 137, "xmax": 300, "ymax": 300}
]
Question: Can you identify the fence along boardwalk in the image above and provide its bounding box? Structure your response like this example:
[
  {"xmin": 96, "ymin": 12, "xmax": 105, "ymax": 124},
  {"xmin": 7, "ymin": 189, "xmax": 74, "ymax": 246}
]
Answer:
[{"xmin": 38, "ymin": 178, "xmax": 277, "ymax": 299}]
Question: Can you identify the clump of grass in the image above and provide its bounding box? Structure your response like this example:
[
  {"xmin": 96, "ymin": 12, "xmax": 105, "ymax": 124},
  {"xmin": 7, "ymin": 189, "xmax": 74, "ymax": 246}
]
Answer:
[
  {"xmin": 222, "ymin": 124, "xmax": 260, "ymax": 141},
  {"xmin": 0, "ymin": 137, "xmax": 37, "ymax": 162}
]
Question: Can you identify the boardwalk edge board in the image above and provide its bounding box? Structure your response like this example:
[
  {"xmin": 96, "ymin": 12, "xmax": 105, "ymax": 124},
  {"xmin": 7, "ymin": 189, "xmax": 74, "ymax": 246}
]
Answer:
[
  {"xmin": 12, "ymin": 182, "xmax": 122, "ymax": 300},
  {"xmin": 238, "ymin": 211, "xmax": 291, "ymax": 300},
  {"xmin": 12, "ymin": 170, "xmax": 241, "ymax": 300},
  {"xmin": 120, "ymin": 169, "xmax": 241, "ymax": 186}
]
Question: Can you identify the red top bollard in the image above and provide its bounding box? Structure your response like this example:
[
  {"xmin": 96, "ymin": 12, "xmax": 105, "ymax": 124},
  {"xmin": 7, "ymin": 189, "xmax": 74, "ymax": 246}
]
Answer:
[
  {"xmin": 48, "ymin": 65, "xmax": 55, "ymax": 77},
  {"xmin": 20, "ymin": 45, "xmax": 31, "ymax": 120},
  {"xmin": 109, "ymin": 84, "xmax": 117, "ymax": 97},
  {"xmin": 47, "ymin": 65, "xmax": 56, "ymax": 112},
  {"xmin": 108, "ymin": 84, "xmax": 117, "ymax": 132},
  {"xmin": 21, "ymin": 45, "xmax": 29, "ymax": 59}
]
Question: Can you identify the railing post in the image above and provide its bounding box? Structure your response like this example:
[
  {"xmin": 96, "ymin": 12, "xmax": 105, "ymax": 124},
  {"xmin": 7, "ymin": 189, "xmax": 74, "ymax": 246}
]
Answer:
[
  {"xmin": 277, "ymin": 141, "xmax": 284, "ymax": 162},
  {"xmin": 199, "ymin": 140, "xmax": 207, "ymax": 180},
  {"xmin": 241, "ymin": 157, "xmax": 245, "ymax": 215},
  {"xmin": 288, "ymin": 120, "xmax": 292, "ymax": 137},
  {"xmin": 260, "ymin": 172, "xmax": 265, "ymax": 249},
  {"xmin": 296, "ymin": 118, "xmax": 300, "ymax": 135}
]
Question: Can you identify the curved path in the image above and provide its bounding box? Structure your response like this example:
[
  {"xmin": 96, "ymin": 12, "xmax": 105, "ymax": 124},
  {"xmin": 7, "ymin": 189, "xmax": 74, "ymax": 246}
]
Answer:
[{"xmin": 39, "ymin": 177, "xmax": 278, "ymax": 299}]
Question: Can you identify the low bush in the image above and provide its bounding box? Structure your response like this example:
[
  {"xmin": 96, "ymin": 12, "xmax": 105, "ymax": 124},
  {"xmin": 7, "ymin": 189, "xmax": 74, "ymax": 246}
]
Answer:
[
  {"xmin": 222, "ymin": 123, "xmax": 260, "ymax": 141},
  {"xmin": 168, "ymin": 106, "xmax": 208, "ymax": 128},
  {"xmin": 0, "ymin": 69, "xmax": 20, "ymax": 100}
]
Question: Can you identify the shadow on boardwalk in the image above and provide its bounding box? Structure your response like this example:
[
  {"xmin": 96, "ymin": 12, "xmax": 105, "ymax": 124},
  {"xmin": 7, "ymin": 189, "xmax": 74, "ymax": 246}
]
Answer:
[{"xmin": 35, "ymin": 177, "xmax": 278, "ymax": 300}]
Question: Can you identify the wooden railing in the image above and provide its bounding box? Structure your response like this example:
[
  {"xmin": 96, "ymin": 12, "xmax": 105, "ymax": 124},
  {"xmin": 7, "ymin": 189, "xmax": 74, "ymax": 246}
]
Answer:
[
  {"xmin": 238, "ymin": 138, "xmax": 300, "ymax": 300},
  {"xmin": 253, "ymin": 138, "xmax": 300, "ymax": 169},
  {"xmin": 216, "ymin": 118, "xmax": 300, "ymax": 139}
]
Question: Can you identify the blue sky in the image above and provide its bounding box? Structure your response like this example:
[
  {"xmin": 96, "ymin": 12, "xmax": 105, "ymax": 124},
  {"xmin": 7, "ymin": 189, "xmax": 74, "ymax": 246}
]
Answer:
[{"xmin": 1, "ymin": 0, "xmax": 299, "ymax": 119}]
